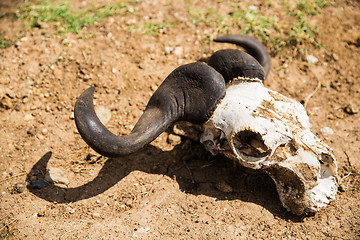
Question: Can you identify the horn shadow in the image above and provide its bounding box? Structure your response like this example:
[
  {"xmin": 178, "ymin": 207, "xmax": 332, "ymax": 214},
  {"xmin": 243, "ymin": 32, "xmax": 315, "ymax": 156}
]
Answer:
[{"xmin": 27, "ymin": 144, "xmax": 305, "ymax": 221}]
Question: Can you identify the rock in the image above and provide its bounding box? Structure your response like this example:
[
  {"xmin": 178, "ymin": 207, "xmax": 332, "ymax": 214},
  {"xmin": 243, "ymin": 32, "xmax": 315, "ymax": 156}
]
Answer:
[
  {"xmin": 30, "ymin": 179, "xmax": 49, "ymax": 189},
  {"xmin": 165, "ymin": 46, "xmax": 174, "ymax": 54},
  {"xmin": 306, "ymin": 55, "xmax": 319, "ymax": 64},
  {"xmin": 0, "ymin": 97, "xmax": 13, "ymax": 109},
  {"xmin": 332, "ymin": 53, "xmax": 339, "ymax": 61},
  {"xmin": 24, "ymin": 114, "xmax": 35, "ymax": 121},
  {"xmin": 14, "ymin": 41, "xmax": 22, "ymax": 48},
  {"xmin": 167, "ymin": 134, "xmax": 182, "ymax": 146},
  {"xmin": 150, "ymin": 85, "xmax": 158, "ymax": 91},
  {"xmin": 173, "ymin": 46, "xmax": 183, "ymax": 56},
  {"xmin": 344, "ymin": 103, "xmax": 359, "ymax": 115},
  {"xmin": 95, "ymin": 105, "xmax": 112, "ymax": 124},
  {"xmin": 45, "ymin": 167, "xmax": 69, "ymax": 185},
  {"xmin": 22, "ymin": 97, "xmax": 29, "ymax": 104},
  {"xmin": 11, "ymin": 183, "xmax": 25, "ymax": 194},
  {"xmin": 215, "ymin": 181, "xmax": 233, "ymax": 193},
  {"xmin": 320, "ymin": 127, "xmax": 334, "ymax": 137},
  {"xmin": 41, "ymin": 128, "xmax": 48, "ymax": 135}
]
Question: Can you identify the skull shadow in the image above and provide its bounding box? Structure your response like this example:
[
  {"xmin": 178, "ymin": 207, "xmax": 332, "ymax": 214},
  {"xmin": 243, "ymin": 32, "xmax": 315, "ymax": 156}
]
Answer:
[{"xmin": 27, "ymin": 140, "xmax": 308, "ymax": 222}]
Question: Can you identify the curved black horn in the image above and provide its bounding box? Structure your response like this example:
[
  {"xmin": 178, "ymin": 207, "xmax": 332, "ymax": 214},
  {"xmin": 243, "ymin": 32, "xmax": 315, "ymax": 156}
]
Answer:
[
  {"xmin": 74, "ymin": 62, "xmax": 225, "ymax": 157},
  {"xmin": 208, "ymin": 49, "xmax": 266, "ymax": 83},
  {"xmin": 214, "ymin": 35, "xmax": 271, "ymax": 78}
]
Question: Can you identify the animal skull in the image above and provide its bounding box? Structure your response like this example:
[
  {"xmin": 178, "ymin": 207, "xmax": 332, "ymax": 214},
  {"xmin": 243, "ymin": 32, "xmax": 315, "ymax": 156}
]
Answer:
[
  {"xmin": 74, "ymin": 35, "xmax": 338, "ymax": 215},
  {"xmin": 200, "ymin": 77, "xmax": 338, "ymax": 215}
]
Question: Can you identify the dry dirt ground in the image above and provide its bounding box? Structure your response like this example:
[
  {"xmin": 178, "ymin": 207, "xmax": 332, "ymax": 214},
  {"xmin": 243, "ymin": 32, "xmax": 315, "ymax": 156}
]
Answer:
[{"xmin": 0, "ymin": 0, "xmax": 360, "ymax": 239}]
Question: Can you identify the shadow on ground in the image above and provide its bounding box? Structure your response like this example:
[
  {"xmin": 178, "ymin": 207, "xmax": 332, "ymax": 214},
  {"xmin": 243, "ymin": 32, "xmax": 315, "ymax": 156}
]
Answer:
[{"xmin": 27, "ymin": 140, "xmax": 306, "ymax": 222}]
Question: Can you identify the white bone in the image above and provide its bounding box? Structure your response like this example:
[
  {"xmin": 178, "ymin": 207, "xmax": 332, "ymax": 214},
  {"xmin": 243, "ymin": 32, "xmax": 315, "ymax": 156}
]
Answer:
[{"xmin": 200, "ymin": 78, "xmax": 338, "ymax": 215}]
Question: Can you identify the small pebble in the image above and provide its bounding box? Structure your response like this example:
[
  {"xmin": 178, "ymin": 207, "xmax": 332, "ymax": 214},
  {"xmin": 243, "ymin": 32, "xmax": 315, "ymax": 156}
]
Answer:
[
  {"xmin": 24, "ymin": 114, "xmax": 34, "ymax": 121},
  {"xmin": 45, "ymin": 167, "xmax": 69, "ymax": 185},
  {"xmin": 15, "ymin": 41, "xmax": 22, "ymax": 48},
  {"xmin": 92, "ymin": 212, "xmax": 100, "ymax": 218},
  {"xmin": 320, "ymin": 127, "xmax": 334, "ymax": 137},
  {"xmin": 150, "ymin": 85, "xmax": 158, "ymax": 91},
  {"xmin": 12, "ymin": 183, "xmax": 26, "ymax": 194},
  {"xmin": 41, "ymin": 128, "xmax": 48, "ymax": 135},
  {"xmin": 167, "ymin": 134, "xmax": 182, "ymax": 146},
  {"xmin": 332, "ymin": 53, "xmax": 339, "ymax": 61},
  {"xmin": 249, "ymin": 5, "xmax": 258, "ymax": 11},
  {"xmin": 95, "ymin": 106, "xmax": 112, "ymax": 124},
  {"xmin": 0, "ymin": 97, "xmax": 13, "ymax": 109},
  {"xmin": 22, "ymin": 97, "xmax": 29, "ymax": 104},
  {"xmin": 344, "ymin": 103, "xmax": 359, "ymax": 115},
  {"xmin": 165, "ymin": 46, "xmax": 174, "ymax": 54},
  {"xmin": 306, "ymin": 55, "xmax": 319, "ymax": 64},
  {"xmin": 177, "ymin": 58, "xmax": 184, "ymax": 65},
  {"xmin": 173, "ymin": 46, "xmax": 183, "ymax": 56}
]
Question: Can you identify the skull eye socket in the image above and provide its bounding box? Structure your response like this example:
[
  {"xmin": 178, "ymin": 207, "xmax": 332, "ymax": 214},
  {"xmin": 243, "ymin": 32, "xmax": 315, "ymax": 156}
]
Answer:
[{"xmin": 233, "ymin": 130, "xmax": 271, "ymax": 159}]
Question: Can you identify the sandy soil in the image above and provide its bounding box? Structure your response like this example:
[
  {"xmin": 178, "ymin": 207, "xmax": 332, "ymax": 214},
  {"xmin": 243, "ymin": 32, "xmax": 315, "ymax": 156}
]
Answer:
[{"xmin": 0, "ymin": 0, "xmax": 359, "ymax": 239}]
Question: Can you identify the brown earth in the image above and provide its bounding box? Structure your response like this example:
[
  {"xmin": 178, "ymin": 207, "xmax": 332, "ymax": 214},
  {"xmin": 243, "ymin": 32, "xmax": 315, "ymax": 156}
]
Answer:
[{"xmin": 0, "ymin": 0, "xmax": 359, "ymax": 239}]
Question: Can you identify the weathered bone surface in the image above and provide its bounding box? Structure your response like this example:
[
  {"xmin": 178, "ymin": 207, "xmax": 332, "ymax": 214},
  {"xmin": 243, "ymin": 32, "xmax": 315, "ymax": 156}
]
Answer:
[{"xmin": 199, "ymin": 77, "xmax": 338, "ymax": 215}]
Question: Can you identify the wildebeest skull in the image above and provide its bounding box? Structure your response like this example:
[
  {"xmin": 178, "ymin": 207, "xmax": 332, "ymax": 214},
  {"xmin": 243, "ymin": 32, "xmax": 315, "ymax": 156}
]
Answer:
[{"xmin": 74, "ymin": 35, "xmax": 338, "ymax": 215}]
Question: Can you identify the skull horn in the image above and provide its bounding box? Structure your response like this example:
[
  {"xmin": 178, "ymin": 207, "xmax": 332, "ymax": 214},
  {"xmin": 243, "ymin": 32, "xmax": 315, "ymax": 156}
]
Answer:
[
  {"xmin": 213, "ymin": 35, "xmax": 271, "ymax": 78},
  {"xmin": 208, "ymin": 49, "xmax": 266, "ymax": 83},
  {"xmin": 74, "ymin": 62, "xmax": 225, "ymax": 157}
]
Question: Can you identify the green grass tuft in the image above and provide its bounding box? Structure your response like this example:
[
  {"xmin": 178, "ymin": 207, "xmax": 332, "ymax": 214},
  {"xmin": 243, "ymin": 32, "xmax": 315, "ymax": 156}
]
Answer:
[
  {"xmin": 15, "ymin": 0, "xmax": 130, "ymax": 34},
  {"xmin": 188, "ymin": 0, "xmax": 330, "ymax": 53},
  {"xmin": 0, "ymin": 37, "xmax": 14, "ymax": 49},
  {"xmin": 13, "ymin": 0, "xmax": 330, "ymax": 53}
]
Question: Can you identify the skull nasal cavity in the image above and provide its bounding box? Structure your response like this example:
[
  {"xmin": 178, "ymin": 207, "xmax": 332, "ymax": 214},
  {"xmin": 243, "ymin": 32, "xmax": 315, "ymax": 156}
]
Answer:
[{"xmin": 233, "ymin": 130, "xmax": 270, "ymax": 158}]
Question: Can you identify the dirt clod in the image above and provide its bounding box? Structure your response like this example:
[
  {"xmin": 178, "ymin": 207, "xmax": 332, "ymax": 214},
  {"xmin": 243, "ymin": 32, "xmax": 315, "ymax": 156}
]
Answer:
[{"xmin": 0, "ymin": 97, "xmax": 13, "ymax": 109}]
